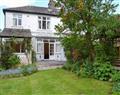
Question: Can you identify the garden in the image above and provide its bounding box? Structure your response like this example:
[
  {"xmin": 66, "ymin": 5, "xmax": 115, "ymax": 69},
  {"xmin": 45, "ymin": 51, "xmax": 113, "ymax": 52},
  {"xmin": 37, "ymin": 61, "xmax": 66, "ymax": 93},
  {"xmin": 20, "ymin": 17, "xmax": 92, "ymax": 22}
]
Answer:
[{"xmin": 0, "ymin": 0, "xmax": 120, "ymax": 94}]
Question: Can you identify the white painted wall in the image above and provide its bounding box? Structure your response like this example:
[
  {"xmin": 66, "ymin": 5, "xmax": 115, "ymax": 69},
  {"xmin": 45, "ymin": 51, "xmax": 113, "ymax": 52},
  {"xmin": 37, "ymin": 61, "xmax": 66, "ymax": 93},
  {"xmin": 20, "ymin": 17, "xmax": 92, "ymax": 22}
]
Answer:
[
  {"xmin": 5, "ymin": 11, "xmax": 66, "ymax": 61},
  {"xmin": 5, "ymin": 12, "xmax": 60, "ymax": 33}
]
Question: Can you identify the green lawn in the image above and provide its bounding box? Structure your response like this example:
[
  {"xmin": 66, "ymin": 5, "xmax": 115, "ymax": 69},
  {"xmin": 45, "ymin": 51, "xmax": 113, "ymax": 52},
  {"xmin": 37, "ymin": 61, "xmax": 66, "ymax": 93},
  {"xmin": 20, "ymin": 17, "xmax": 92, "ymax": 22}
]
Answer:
[{"xmin": 0, "ymin": 69, "xmax": 112, "ymax": 95}]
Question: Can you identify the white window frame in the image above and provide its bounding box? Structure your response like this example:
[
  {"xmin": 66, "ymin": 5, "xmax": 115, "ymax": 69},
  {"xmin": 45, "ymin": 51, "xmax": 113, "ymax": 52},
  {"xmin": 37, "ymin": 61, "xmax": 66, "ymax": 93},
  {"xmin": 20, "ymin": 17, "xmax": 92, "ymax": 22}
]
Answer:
[
  {"xmin": 13, "ymin": 14, "xmax": 22, "ymax": 26},
  {"xmin": 38, "ymin": 16, "xmax": 50, "ymax": 30}
]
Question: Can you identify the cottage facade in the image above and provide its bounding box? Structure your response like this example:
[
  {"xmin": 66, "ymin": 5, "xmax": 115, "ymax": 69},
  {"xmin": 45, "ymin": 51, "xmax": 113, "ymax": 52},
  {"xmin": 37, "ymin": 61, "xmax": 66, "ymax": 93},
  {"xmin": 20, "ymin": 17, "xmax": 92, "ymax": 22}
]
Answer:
[{"xmin": 1, "ymin": 1, "xmax": 66, "ymax": 63}]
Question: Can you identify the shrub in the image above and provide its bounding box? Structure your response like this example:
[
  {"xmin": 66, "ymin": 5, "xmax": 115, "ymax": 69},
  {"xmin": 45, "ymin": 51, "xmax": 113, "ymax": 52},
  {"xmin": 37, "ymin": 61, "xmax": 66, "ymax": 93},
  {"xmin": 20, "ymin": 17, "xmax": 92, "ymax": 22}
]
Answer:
[
  {"xmin": 8, "ymin": 54, "xmax": 20, "ymax": 68},
  {"xmin": 93, "ymin": 62, "xmax": 114, "ymax": 81},
  {"xmin": 112, "ymin": 71, "xmax": 120, "ymax": 82},
  {"xmin": 0, "ymin": 50, "xmax": 13, "ymax": 69},
  {"xmin": 0, "ymin": 64, "xmax": 38, "ymax": 78},
  {"xmin": 62, "ymin": 60, "xmax": 73, "ymax": 71},
  {"xmin": 20, "ymin": 64, "xmax": 38, "ymax": 76},
  {"xmin": 0, "ymin": 68, "xmax": 22, "ymax": 78},
  {"xmin": 71, "ymin": 61, "xmax": 81, "ymax": 76},
  {"xmin": 80, "ymin": 60, "xmax": 93, "ymax": 78},
  {"xmin": 0, "ymin": 53, "xmax": 20, "ymax": 69},
  {"xmin": 112, "ymin": 82, "xmax": 120, "ymax": 95}
]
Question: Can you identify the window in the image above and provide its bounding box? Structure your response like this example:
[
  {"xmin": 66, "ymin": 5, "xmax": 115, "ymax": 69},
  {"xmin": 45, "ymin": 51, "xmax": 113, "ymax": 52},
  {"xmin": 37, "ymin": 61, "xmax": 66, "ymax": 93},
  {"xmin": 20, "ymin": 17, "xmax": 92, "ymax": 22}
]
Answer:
[
  {"xmin": 37, "ymin": 43, "xmax": 43, "ymax": 53},
  {"xmin": 56, "ymin": 44, "xmax": 61, "ymax": 52},
  {"xmin": 10, "ymin": 42, "xmax": 25, "ymax": 53},
  {"xmin": 4, "ymin": 41, "xmax": 24, "ymax": 53},
  {"xmin": 13, "ymin": 14, "xmax": 22, "ymax": 26},
  {"xmin": 38, "ymin": 16, "xmax": 50, "ymax": 29}
]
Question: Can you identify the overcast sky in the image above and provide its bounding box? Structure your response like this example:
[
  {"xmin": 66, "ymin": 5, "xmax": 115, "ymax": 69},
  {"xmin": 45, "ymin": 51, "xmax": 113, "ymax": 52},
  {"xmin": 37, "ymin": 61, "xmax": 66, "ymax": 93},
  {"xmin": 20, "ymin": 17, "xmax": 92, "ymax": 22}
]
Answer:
[{"xmin": 0, "ymin": 0, "xmax": 120, "ymax": 30}]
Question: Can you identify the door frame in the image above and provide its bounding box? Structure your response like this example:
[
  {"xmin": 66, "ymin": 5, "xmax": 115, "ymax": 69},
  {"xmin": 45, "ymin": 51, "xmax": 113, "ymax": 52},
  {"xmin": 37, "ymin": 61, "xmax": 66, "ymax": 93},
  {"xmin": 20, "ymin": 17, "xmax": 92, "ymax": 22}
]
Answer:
[
  {"xmin": 49, "ymin": 42, "xmax": 55, "ymax": 60},
  {"xmin": 44, "ymin": 42, "xmax": 49, "ymax": 59}
]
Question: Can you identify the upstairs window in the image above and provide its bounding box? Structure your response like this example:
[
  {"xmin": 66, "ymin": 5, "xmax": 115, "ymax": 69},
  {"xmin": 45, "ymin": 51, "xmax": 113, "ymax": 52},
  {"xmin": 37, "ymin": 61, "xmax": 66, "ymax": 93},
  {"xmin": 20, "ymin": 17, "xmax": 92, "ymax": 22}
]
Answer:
[
  {"xmin": 13, "ymin": 14, "xmax": 22, "ymax": 26},
  {"xmin": 38, "ymin": 16, "xmax": 50, "ymax": 29}
]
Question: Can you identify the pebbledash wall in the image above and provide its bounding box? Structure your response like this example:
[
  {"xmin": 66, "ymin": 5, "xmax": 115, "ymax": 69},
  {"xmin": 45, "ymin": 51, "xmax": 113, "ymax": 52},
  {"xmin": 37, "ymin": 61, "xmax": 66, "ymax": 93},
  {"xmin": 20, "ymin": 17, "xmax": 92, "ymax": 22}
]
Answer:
[{"xmin": 4, "ymin": 11, "xmax": 66, "ymax": 63}]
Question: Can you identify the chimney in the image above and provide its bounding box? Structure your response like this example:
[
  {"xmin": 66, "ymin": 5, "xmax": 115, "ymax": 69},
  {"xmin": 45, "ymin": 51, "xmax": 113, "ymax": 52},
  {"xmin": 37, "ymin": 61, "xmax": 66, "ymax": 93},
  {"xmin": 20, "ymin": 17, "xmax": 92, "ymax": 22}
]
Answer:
[{"xmin": 48, "ymin": 0, "xmax": 56, "ymax": 9}]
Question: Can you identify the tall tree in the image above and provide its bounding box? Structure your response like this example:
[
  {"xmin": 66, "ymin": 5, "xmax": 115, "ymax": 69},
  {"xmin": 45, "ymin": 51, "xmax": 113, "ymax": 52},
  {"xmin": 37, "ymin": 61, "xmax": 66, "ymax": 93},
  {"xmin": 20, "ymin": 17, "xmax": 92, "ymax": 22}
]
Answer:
[{"xmin": 55, "ymin": 0, "xmax": 120, "ymax": 63}]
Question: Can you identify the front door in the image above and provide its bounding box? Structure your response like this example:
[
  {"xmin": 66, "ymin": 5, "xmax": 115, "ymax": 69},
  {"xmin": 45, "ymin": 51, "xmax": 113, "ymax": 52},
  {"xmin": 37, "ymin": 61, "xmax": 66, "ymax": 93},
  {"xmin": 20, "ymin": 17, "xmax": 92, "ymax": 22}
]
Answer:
[{"xmin": 44, "ymin": 43, "xmax": 49, "ymax": 59}]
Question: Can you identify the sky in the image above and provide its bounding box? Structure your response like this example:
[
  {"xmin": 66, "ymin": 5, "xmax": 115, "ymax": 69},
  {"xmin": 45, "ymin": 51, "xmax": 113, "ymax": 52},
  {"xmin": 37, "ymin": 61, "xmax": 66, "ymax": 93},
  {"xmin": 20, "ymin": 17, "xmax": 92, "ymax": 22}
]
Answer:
[{"xmin": 0, "ymin": 0, "xmax": 120, "ymax": 30}]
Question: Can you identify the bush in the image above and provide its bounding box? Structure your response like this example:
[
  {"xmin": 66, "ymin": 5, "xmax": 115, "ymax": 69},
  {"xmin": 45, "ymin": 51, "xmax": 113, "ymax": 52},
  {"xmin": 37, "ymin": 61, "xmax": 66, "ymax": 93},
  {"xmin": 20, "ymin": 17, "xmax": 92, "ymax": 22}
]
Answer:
[
  {"xmin": 20, "ymin": 64, "xmax": 38, "ymax": 76},
  {"xmin": 71, "ymin": 61, "xmax": 81, "ymax": 76},
  {"xmin": 62, "ymin": 60, "xmax": 73, "ymax": 71},
  {"xmin": 93, "ymin": 62, "xmax": 114, "ymax": 81},
  {"xmin": 112, "ymin": 71, "xmax": 120, "ymax": 82},
  {"xmin": 0, "ymin": 64, "xmax": 38, "ymax": 78},
  {"xmin": 0, "ymin": 54, "xmax": 20, "ymax": 69},
  {"xmin": 112, "ymin": 82, "xmax": 120, "ymax": 95},
  {"xmin": 80, "ymin": 60, "xmax": 93, "ymax": 78},
  {"xmin": 8, "ymin": 55, "xmax": 20, "ymax": 68},
  {"xmin": 0, "ymin": 51, "xmax": 13, "ymax": 69}
]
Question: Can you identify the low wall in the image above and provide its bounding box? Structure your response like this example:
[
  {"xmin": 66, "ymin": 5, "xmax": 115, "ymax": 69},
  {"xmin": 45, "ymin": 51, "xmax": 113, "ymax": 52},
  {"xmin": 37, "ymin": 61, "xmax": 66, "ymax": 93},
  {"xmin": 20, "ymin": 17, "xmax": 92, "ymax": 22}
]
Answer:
[{"xmin": 14, "ymin": 53, "xmax": 29, "ymax": 65}]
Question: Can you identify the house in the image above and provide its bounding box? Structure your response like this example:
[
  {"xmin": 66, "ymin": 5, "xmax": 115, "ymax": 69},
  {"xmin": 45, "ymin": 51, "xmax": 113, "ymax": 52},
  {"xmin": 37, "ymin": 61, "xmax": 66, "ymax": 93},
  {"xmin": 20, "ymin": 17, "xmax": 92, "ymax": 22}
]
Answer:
[{"xmin": 0, "ymin": 0, "xmax": 66, "ymax": 64}]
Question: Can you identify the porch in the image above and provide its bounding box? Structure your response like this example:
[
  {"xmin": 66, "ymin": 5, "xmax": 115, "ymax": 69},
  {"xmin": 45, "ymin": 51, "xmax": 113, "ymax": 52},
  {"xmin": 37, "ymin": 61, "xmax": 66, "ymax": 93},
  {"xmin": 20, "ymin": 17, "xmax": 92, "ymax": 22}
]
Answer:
[{"xmin": 0, "ymin": 28, "xmax": 32, "ymax": 64}]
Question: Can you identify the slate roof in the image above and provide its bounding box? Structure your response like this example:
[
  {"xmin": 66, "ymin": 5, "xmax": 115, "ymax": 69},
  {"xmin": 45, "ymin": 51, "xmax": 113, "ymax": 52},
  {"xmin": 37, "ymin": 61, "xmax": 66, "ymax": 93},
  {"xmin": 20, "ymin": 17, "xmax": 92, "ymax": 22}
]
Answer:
[
  {"xmin": 0, "ymin": 28, "xmax": 31, "ymax": 38},
  {"xmin": 3, "ymin": 6, "xmax": 59, "ymax": 16}
]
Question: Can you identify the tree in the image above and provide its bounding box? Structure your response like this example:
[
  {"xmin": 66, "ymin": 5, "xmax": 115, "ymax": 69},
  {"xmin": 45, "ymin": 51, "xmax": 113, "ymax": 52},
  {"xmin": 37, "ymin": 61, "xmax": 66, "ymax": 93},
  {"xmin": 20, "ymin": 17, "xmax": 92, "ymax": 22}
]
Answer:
[{"xmin": 55, "ymin": 0, "xmax": 120, "ymax": 64}]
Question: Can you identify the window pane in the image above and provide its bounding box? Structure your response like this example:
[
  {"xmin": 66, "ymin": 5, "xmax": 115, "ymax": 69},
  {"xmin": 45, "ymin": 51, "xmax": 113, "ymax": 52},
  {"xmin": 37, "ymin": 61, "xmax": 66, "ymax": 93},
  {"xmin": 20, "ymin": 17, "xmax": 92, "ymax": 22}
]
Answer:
[
  {"xmin": 37, "ymin": 43, "xmax": 43, "ymax": 53},
  {"xmin": 21, "ymin": 43, "xmax": 25, "ymax": 52},
  {"xmin": 18, "ymin": 19, "xmax": 22, "ymax": 25},
  {"xmin": 14, "ymin": 43, "xmax": 20, "ymax": 52},
  {"xmin": 13, "ymin": 18, "xmax": 17, "ymax": 26},
  {"xmin": 50, "ymin": 44, "xmax": 54, "ymax": 55},
  {"xmin": 38, "ymin": 21, "xmax": 41, "ymax": 29},
  {"xmin": 43, "ymin": 17, "xmax": 46, "ymax": 20},
  {"xmin": 42, "ymin": 21, "xmax": 46, "ymax": 29},
  {"xmin": 47, "ymin": 17, "xmax": 50, "ymax": 20},
  {"xmin": 38, "ymin": 16, "xmax": 41, "ymax": 19},
  {"xmin": 56, "ymin": 44, "xmax": 61, "ymax": 52},
  {"xmin": 47, "ymin": 21, "xmax": 50, "ymax": 29},
  {"xmin": 18, "ymin": 14, "xmax": 22, "ymax": 18}
]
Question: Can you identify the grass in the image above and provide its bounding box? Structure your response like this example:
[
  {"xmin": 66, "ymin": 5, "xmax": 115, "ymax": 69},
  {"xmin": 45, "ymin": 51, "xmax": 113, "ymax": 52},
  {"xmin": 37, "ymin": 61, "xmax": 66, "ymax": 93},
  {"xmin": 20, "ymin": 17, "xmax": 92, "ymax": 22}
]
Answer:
[{"xmin": 0, "ymin": 69, "xmax": 112, "ymax": 95}]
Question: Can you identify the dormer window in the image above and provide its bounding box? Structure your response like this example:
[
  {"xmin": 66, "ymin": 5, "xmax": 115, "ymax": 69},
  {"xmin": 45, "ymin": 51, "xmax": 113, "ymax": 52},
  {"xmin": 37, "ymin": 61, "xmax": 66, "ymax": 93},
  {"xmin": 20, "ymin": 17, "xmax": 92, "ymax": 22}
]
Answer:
[
  {"xmin": 38, "ymin": 16, "xmax": 50, "ymax": 29},
  {"xmin": 13, "ymin": 14, "xmax": 22, "ymax": 26}
]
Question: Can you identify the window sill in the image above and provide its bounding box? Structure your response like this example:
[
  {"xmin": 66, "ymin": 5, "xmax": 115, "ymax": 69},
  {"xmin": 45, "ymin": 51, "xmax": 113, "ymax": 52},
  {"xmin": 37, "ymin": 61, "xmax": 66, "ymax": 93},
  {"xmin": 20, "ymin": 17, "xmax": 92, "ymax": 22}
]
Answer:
[{"xmin": 14, "ymin": 53, "xmax": 25, "ymax": 55}]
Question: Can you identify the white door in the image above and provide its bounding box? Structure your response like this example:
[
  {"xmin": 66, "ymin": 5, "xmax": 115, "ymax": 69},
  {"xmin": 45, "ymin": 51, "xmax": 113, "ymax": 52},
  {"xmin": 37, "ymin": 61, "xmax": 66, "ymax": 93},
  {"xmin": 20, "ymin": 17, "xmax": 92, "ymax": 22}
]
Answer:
[
  {"xmin": 55, "ymin": 42, "xmax": 62, "ymax": 60},
  {"xmin": 37, "ymin": 42, "xmax": 44, "ymax": 60},
  {"xmin": 49, "ymin": 42, "xmax": 54, "ymax": 60}
]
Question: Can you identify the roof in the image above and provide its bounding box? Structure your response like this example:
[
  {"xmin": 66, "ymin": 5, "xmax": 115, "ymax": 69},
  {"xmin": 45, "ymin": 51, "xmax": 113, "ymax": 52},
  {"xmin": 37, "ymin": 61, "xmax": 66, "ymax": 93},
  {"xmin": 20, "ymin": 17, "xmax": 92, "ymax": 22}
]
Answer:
[
  {"xmin": 3, "ymin": 6, "xmax": 59, "ymax": 16},
  {"xmin": 0, "ymin": 28, "xmax": 31, "ymax": 38}
]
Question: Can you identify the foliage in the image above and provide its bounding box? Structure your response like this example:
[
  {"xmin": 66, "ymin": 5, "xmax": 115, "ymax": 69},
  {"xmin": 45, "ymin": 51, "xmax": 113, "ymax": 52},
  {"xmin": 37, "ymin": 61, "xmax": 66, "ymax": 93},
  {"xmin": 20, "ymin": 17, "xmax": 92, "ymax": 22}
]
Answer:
[
  {"xmin": 80, "ymin": 59, "xmax": 93, "ymax": 77},
  {"xmin": 32, "ymin": 50, "xmax": 36, "ymax": 63},
  {"xmin": 112, "ymin": 71, "xmax": 120, "ymax": 82},
  {"xmin": 20, "ymin": 64, "xmax": 38, "ymax": 76},
  {"xmin": 62, "ymin": 60, "xmax": 73, "ymax": 71},
  {"xmin": 0, "ymin": 64, "xmax": 38, "ymax": 78},
  {"xmin": 93, "ymin": 62, "xmax": 114, "ymax": 81},
  {"xmin": 95, "ymin": 41, "xmax": 117, "ymax": 63},
  {"xmin": 0, "ymin": 68, "xmax": 22, "ymax": 78},
  {"xmin": 56, "ymin": 0, "xmax": 120, "ymax": 65},
  {"xmin": 8, "ymin": 54, "xmax": 20, "ymax": 67},
  {"xmin": 0, "ymin": 41, "xmax": 15, "ymax": 69},
  {"xmin": 112, "ymin": 82, "xmax": 120, "ymax": 95},
  {"xmin": 55, "ymin": 0, "xmax": 120, "ymax": 80},
  {"xmin": 71, "ymin": 61, "xmax": 81, "ymax": 76}
]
